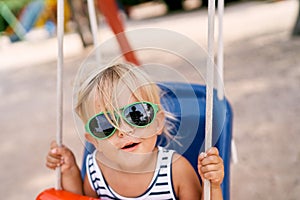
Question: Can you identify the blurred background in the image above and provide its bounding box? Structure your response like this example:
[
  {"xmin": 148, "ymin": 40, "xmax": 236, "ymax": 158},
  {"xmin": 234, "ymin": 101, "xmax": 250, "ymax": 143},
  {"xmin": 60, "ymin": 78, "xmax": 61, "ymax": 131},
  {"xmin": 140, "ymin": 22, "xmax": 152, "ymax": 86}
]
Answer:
[{"xmin": 0, "ymin": 0, "xmax": 300, "ymax": 199}]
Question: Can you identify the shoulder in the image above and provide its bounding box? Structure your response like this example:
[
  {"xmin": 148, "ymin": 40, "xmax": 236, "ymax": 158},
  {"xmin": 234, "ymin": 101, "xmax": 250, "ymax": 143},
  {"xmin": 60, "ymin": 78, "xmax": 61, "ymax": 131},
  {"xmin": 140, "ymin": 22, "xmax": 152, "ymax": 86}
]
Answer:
[
  {"xmin": 83, "ymin": 175, "xmax": 98, "ymax": 198},
  {"xmin": 171, "ymin": 153, "xmax": 202, "ymax": 199},
  {"xmin": 171, "ymin": 153, "xmax": 196, "ymax": 177}
]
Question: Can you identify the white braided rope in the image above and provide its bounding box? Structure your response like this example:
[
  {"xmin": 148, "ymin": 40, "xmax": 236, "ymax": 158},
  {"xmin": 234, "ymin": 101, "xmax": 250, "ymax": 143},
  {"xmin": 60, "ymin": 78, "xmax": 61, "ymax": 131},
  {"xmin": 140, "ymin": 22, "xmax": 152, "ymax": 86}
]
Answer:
[
  {"xmin": 56, "ymin": 0, "xmax": 64, "ymax": 190},
  {"xmin": 87, "ymin": 0, "xmax": 101, "ymax": 62},
  {"xmin": 218, "ymin": 0, "xmax": 225, "ymax": 100},
  {"xmin": 204, "ymin": 0, "xmax": 216, "ymax": 199}
]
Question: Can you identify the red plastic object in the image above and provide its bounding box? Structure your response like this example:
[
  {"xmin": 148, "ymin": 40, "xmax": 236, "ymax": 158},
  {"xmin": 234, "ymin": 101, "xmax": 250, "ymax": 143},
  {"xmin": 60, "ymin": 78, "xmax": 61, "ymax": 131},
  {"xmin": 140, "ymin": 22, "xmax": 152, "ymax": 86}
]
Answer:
[
  {"xmin": 97, "ymin": 0, "xmax": 140, "ymax": 65},
  {"xmin": 36, "ymin": 188, "xmax": 99, "ymax": 200}
]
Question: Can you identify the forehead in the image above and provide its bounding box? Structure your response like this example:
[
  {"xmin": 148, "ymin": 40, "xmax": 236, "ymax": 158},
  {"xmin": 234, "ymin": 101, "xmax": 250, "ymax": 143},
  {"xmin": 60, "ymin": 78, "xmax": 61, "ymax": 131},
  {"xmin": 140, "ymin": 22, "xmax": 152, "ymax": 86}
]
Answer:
[
  {"xmin": 92, "ymin": 85, "xmax": 137, "ymax": 112},
  {"xmin": 114, "ymin": 85, "xmax": 137, "ymax": 107},
  {"xmin": 88, "ymin": 71, "xmax": 157, "ymax": 116}
]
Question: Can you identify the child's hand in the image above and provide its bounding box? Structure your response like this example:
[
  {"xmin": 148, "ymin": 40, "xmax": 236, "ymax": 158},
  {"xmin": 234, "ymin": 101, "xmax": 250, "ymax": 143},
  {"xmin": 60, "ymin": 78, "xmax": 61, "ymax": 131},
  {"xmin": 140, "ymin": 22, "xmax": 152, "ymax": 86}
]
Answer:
[
  {"xmin": 46, "ymin": 141, "xmax": 77, "ymax": 173},
  {"xmin": 198, "ymin": 147, "xmax": 224, "ymax": 187}
]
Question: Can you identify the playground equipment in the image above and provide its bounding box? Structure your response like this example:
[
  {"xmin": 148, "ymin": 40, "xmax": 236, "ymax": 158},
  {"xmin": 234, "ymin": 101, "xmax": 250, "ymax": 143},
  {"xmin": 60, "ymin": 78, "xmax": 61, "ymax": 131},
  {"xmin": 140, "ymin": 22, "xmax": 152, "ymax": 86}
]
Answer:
[
  {"xmin": 0, "ymin": 0, "xmax": 72, "ymax": 42},
  {"xmin": 36, "ymin": 0, "xmax": 233, "ymax": 199}
]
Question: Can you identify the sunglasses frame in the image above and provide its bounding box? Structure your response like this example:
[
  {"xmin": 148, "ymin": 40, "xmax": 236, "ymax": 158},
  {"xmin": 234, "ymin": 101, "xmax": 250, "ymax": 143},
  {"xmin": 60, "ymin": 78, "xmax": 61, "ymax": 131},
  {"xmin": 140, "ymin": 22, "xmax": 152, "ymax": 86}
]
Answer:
[{"xmin": 85, "ymin": 101, "xmax": 159, "ymax": 140}]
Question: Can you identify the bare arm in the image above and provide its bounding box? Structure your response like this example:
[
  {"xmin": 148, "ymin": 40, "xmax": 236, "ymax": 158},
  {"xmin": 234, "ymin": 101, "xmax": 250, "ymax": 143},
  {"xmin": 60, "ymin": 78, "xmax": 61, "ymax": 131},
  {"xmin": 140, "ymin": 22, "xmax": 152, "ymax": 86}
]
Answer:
[
  {"xmin": 172, "ymin": 153, "xmax": 202, "ymax": 200},
  {"xmin": 83, "ymin": 175, "xmax": 98, "ymax": 198}
]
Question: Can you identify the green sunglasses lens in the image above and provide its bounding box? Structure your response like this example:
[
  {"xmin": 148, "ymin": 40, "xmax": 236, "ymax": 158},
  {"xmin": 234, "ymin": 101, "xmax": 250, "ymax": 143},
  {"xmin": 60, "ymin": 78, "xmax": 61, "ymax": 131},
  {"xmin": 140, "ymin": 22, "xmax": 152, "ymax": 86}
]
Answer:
[
  {"xmin": 87, "ymin": 113, "xmax": 117, "ymax": 139},
  {"xmin": 123, "ymin": 102, "xmax": 157, "ymax": 127}
]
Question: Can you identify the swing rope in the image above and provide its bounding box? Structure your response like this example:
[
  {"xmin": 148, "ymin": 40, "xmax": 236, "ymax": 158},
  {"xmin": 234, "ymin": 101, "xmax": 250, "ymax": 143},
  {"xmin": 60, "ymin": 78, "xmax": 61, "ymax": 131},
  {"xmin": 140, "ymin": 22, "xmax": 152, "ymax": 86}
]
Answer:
[
  {"xmin": 204, "ymin": 0, "xmax": 215, "ymax": 198},
  {"xmin": 217, "ymin": 0, "xmax": 225, "ymax": 100},
  {"xmin": 56, "ymin": 0, "xmax": 64, "ymax": 191},
  {"xmin": 204, "ymin": 0, "xmax": 226, "ymax": 197},
  {"xmin": 87, "ymin": 0, "xmax": 101, "ymax": 62}
]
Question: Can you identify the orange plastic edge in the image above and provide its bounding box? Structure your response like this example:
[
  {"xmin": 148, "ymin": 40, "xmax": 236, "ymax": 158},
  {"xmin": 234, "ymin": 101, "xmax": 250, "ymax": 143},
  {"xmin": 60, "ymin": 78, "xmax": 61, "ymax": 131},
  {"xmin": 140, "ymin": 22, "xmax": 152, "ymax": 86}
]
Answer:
[{"xmin": 36, "ymin": 188, "xmax": 99, "ymax": 200}]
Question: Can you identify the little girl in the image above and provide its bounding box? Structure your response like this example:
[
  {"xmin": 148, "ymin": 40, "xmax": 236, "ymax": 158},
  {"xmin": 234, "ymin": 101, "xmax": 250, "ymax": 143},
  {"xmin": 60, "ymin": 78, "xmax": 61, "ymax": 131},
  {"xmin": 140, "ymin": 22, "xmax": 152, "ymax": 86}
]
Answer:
[{"xmin": 46, "ymin": 63, "xmax": 224, "ymax": 199}]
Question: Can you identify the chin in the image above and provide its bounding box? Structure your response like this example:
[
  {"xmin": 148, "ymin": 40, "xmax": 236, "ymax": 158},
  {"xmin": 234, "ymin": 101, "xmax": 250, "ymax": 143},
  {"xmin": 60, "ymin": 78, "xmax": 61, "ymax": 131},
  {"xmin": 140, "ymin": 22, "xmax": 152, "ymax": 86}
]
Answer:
[{"xmin": 117, "ymin": 150, "xmax": 157, "ymax": 173}]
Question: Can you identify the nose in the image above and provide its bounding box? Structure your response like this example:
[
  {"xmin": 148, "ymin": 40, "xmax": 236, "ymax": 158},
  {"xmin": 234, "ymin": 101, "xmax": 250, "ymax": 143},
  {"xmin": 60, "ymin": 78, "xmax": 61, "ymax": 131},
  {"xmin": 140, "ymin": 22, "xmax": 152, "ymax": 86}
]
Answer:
[
  {"xmin": 117, "ymin": 131, "xmax": 124, "ymax": 138},
  {"xmin": 117, "ymin": 129, "xmax": 133, "ymax": 138},
  {"xmin": 117, "ymin": 119, "xmax": 134, "ymax": 138}
]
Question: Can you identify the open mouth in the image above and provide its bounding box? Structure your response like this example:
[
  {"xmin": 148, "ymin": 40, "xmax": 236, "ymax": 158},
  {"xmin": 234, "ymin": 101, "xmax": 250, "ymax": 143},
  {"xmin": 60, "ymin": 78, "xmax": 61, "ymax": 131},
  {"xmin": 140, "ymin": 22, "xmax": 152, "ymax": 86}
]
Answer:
[{"xmin": 121, "ymin": 142, "xmax": 140, "ymax": 151}]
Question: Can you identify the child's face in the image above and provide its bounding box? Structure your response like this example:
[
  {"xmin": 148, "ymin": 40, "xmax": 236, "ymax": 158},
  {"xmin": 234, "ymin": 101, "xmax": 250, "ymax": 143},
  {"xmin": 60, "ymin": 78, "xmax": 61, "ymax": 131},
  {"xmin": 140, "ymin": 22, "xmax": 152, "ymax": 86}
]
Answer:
[{"xmin": 85, "ymin": 85, "xmax": 165, "ymax": 171}]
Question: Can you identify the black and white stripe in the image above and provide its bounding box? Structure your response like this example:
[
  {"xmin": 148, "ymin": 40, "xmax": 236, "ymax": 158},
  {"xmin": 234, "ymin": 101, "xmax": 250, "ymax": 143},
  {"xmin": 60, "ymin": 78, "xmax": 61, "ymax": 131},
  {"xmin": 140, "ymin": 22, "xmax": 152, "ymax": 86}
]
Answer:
[{"xmin": 86, "ymin": 146, "xmax": 177, "ymax": 200}]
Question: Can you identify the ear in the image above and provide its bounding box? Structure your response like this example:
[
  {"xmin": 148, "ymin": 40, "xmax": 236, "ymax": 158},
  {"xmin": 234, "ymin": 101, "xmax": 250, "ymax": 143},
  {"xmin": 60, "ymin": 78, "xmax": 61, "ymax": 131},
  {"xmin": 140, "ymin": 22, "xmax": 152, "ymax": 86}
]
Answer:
[
  {"xmin": 84, "ymin": 133, "xmax": 101, "ymax": 151},
  {"xmin": 154, "ymin": 111, "xmax": 165, "ymax": 135}
]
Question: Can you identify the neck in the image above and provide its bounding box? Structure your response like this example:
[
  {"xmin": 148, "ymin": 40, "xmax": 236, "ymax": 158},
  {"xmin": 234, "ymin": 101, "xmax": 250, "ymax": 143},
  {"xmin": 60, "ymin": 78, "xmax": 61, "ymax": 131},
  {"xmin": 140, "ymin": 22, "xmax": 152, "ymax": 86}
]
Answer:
[{"xmin": 96, "ymin": 148, "xmax": 159, "ymax": 174}]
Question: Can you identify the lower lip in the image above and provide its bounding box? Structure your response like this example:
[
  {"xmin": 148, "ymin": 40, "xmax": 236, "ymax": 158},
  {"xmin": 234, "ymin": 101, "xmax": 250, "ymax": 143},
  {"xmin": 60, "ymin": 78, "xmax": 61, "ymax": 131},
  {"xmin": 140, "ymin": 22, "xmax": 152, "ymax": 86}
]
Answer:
[{"xmin": 122, "ymin": 143, "xmax": 140, "ymax": 152}]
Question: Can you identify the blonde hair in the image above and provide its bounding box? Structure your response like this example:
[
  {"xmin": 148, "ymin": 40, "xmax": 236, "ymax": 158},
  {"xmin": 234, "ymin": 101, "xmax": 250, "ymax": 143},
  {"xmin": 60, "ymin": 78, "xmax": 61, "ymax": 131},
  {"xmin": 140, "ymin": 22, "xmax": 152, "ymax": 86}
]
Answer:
[{"xmin": 74, "ymin": 63, "xmax": 176, "ymax": 143}]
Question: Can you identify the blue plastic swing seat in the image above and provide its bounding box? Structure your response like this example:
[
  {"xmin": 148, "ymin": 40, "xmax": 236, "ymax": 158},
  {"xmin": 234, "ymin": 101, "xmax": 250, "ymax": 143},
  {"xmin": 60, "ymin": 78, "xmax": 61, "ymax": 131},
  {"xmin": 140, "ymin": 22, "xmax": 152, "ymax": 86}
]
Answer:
[{"xmin": 81, "ymin": 82, "xmax": 233, "ymax": 200}]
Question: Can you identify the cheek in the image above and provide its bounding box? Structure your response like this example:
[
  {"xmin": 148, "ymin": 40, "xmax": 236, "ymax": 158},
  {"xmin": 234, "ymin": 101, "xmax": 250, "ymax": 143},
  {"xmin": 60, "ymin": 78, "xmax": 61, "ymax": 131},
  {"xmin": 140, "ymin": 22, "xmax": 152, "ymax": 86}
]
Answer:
[
  {"xmin": 147, "ymin": 135, "xmax": 158, "ymax": 148},
  {"xmin": 139, "ymin": 134, "xmax": 158, "ymax": 154},
  {"xmin": 94, "ymin": 139, "xmax": 116, "ymax": 153},
  {"xmin": 133, "ymin": 122, "xmax": 159, "ymax": 139}
]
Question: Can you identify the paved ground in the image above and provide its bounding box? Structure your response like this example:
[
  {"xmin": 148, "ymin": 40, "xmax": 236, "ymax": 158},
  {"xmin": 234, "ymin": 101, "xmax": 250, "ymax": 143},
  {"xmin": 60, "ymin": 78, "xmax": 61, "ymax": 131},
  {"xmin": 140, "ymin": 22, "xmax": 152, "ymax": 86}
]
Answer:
[{"xmin": 1, "ymin": 0, "xmax": 300, "ymax": 199}]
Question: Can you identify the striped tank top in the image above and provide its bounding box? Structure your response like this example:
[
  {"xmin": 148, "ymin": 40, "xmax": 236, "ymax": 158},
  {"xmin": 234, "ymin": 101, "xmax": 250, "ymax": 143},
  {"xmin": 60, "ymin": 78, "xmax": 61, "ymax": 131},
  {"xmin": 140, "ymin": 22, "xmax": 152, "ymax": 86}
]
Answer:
[{"xmin": 86, "ymin": 146, "xmax": 177, "ymax": 200}]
